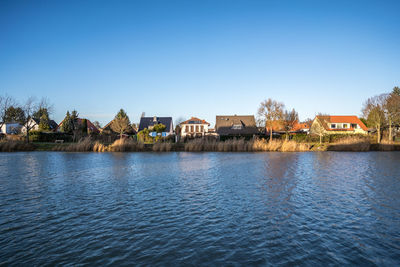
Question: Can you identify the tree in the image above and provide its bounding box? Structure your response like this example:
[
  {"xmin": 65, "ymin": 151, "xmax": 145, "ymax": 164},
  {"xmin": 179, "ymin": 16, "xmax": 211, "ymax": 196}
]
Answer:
[
  {"xmin": 61, "ymin": 111, "xmax": 73, "ymax": 133},
  {"xmin": 4, "ymin": 106, "xmax": 25, "ymax": 124},
  {"xmin": 392, "ymin": 86, "xmax": 400, "ymax": 96},
  {"xmin": 310, "ymin": 117, "xmax": 325, "ymax": 144},
  {"xmin": 38, "ymin": 113, "xmax": 50, "ymax": 131},
  {"xmin": 81, "ymin": 119, "xmax": 88, "ymax": 135},
  {"xmin": 93, "ymin": 121, "xmax": 102, "ymax": 129},
  {"xmin": 70, "ymin": 110, "xmax": 80, "ymax": 142},
  {"xmin": 153, "ymin": 123, "xmax": 166, "ymax": 133},
  {"xmin": 384, "ymin": 87, "xmax": 400, "ymax": 142},
  {"xmin": 111, "ymin": 109, "xmax": 131, "ymax": 139},
  {"xmin": 257, "ymin": 98, "xmax": 284, "ymax": 142},
  {"xmin": 21, "ymin": 97, "xmax": 37, "ymax": 143},
  {"xmin": 0, "ymin": 95, "xmax": 15, "ymax": 129},
  {"xmin": 282, "ymin": 108, "xmax": 299, "ymax": 141},
  {"xmin": 137, "ymin": 128, "xmax": 151, "ymax": 142},
  {"xmin": 362, "ymin": 94, "xmax": 386, "ymax": 143}
]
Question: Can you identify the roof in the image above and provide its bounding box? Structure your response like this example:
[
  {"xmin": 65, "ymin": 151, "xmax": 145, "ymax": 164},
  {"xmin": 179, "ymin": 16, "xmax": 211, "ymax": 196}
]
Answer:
[
  {"xmin": 180, "ymin": 117, "xmax": 210, "ymax": 126},
  {"xmin": 30, "ymin": 118, "xmax": 58, "ymax": 130},
  {"xmin": 101, "ymin": 119, "xmax": 136, "ymax": 135},
  {"xmin": 58, "ymin": 118, "xmax": 100, "ymax": 133},
  {"xmin": 138, "ymin": 117, "xmax": 173, "ymax": 132},
  {"xmin": 316, "ymin": 115, "xmax": 368, "ymax": 131},
  {"xmin": 215, "ymin": 115, "xmax": 258, "ymax": 136}
]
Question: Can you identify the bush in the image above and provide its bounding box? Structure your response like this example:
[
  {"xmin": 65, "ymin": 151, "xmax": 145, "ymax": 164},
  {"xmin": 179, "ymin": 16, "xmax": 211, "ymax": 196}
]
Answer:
[{"xmin": 29, "ymin": 131, "xmax": 73, "ymax": 142}]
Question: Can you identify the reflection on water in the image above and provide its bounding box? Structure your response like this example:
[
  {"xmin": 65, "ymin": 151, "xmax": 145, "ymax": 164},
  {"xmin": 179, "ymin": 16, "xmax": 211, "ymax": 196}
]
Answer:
[{"xmin": 0, "ymin": 152, "xmax": 399, "ymax": 266}]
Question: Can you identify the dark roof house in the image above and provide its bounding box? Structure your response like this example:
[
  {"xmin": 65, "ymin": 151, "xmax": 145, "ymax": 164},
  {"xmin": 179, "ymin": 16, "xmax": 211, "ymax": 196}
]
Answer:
[
  {"xmin": 215, "ymin": 115, "xmax": 259, "ymax": 137},
  {"xmin": 138, "ymin": 116, "xmax": 174, "ymax": 135},
  {"xmin": 57, "ymin": 118, "xmax": 100, "ymax": 133}
]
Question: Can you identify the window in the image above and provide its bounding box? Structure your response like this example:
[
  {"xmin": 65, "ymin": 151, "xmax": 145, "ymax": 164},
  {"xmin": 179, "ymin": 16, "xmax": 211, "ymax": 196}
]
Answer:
[
  {"xmin": 190, "ymin": 126, "xmax": 194, "ymax": 132},
  {"xmin": 351, "ymin": 124, "xmax": 358, "ymax": 129},
  {"xmin": 232, "ymin": 124, "xmax": 243, "ymax": 130},
  {"xmin": 343, "ymin": 124, "xmax": 348, "ymax": 128},
  {"xmin": 195, "ymin": 125, "xmax": 199, "ymax": 132},
  {"xmin": 331, "ymin": 124, "xmax": 336, "ymax": 129},
  {"xmin": 185, "ymin": 125, "xmax": 189, "ymax": 132},
  {"xmin": 200, "ymin": 125, "xmax": 204, "ymax": 132}
]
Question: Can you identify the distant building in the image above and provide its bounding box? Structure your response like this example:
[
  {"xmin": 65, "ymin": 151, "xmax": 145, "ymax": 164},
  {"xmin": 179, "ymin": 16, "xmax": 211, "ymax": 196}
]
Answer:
[
  {"xmin": 215, "ymin": 115, "xmax": 259, "ymax": 139},
  {"xmin": 310, "ymin": 115, "xmax": 368, "ymax": 135},
  {"xmin": 179, "ymin": 117, "xmax": 210, "ymax": 137},
  {"xmin": 0, "ymin": 122, "xmax": 22, "ymax": 134},
  {"xmin": 57, "ymin": 118, "xmax": 100, "ymax": 134},
  {"xmin": 21, "ymin": 118, "xmax": 58, "ymax": 133},
  {"xmin": 138, "ymin": 116, "xmax": 173, "ymax": 137}
]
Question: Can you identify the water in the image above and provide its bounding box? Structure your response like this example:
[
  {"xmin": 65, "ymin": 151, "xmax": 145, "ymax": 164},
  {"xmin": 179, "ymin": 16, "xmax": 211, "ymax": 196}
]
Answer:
[{"xmin": 0, "ymin": 152, "xmax": 399, "ymax": 266}]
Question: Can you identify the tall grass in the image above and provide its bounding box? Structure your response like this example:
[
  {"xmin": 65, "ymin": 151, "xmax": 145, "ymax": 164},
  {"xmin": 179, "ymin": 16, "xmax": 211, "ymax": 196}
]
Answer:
[
  {"xmin": 327, "ymin": 136, "xmax": 370, "ymax": 151},
  {"xmin": 0, "ymin": 141, "xmax": 35, "ymax": 152},
  {"xmin": 53, "ymin": 138, "xmax": 145, "ymax": 152},
  {"xmin": 152, "ymin": 142, "xmax": 172, "ymax": 152},
  {"xmin": 184, "ymin": 138, "xmax": 310, "ymax": 152}
]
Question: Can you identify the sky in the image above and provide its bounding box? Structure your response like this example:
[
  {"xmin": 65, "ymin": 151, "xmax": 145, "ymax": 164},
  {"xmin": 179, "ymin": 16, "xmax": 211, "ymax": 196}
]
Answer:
[{"xmin": 1, "ymin": 0, "xmax": 399, "ymax": 127}]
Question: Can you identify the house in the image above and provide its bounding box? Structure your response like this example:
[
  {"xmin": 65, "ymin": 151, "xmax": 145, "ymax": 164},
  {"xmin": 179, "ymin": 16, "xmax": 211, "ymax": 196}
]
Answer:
[
  {"xmin": 215, "ymin": 115, "xmax": 259, "ymax": 139},
  {"xmin": 0, "ymin": 122, "xmax": 22, "ymax": 134},
  {"xmin": 310, "ymin": 115, "xmax": 368, "ymax": 135},
  {"xmin": 101, "ymin": 119, "xmax": 136, "ymax": 136},
  {"xmin": 138, "ymin": 116, "xmax": 174, "ymax": 137},
  {"xmin": 57, "ymin": 118, "xmax": 100, "ymax": 134},
  {"xmin": 21, "ymin": 118, "xmax": 58, "ymax": 133},
  {"xmin": 179, "ymin": 117, "xmax": 210, "ymax": 137}
]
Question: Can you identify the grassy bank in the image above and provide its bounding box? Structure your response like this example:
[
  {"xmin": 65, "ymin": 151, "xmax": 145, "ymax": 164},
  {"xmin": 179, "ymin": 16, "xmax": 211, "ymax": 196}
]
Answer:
[{"xmin": 1, "ymin": 137, "xmax": 400, "ymax": 152}]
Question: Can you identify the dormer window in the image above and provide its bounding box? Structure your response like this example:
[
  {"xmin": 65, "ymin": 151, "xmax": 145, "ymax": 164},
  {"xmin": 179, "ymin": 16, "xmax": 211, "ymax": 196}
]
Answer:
[{"xmin": 232, "ymin": 124, "xmax": 242, "ymax": 130}]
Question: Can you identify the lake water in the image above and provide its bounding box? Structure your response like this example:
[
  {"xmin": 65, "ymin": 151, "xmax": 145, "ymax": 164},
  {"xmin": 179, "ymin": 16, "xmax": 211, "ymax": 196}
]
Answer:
[{"xmin": 0, "ymin": 152, "xmax": 399, "ymax": 266}]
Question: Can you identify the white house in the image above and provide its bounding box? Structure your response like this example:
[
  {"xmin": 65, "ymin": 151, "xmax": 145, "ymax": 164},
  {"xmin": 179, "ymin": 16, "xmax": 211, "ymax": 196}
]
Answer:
[
  {"xmin": 21, "ymin": 118, "xmax": 58, "ymax": 133},
  {"xmin": 0, "ymin": 122, "xmax": 22, "ymax": 134},
  {"xmin": 180, "ymin": 117, "xmax": 210, "ymax": 137}
]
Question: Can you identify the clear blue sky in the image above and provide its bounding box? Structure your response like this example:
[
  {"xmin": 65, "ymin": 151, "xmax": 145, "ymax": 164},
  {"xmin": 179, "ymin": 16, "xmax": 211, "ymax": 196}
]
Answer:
[{"xmin": 1, "ymin": 0, "xmax": 399, "ymax": 126}]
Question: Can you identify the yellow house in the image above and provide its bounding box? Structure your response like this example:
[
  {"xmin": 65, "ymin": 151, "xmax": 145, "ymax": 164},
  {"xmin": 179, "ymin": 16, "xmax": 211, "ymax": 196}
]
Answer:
[{"xmin": 310, "ymin": 115, "xmax": 368, "ymax": 135}]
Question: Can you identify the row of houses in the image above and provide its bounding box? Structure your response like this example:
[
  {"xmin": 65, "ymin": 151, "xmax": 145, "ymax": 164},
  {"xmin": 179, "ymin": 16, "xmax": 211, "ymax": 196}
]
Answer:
[{"xmin": 0, "ymin": 114, "xmax": 369, "ymax": 139}]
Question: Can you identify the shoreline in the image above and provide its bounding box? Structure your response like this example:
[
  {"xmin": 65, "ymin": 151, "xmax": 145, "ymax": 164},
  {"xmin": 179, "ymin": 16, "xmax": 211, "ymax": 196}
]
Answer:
[{"xmin": 1, "ymin": 140, "xmax": 400, "ymax": 152}]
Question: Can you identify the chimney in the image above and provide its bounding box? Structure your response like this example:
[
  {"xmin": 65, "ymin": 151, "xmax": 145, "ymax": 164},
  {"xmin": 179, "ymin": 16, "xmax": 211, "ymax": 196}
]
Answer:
[{"xmin": 153, "ymin": 116, "xmax": 157, "ymax": 122}]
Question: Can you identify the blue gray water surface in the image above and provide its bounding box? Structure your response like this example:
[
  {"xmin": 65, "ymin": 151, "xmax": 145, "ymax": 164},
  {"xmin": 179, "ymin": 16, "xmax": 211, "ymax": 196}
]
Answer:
[{"xmin": 0, "ymin": 152, "xmax": 399, "ymax": 266}]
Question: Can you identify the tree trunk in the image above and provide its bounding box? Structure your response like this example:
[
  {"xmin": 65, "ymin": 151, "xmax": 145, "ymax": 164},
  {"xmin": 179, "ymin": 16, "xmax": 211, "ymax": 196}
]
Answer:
[
  {"xmin": 26, "ymin": 129, "xmax": 29, "ymax": 143},
  {"xmin": 120, "ymin": 131, "xmax": 123, "ymax": 140},
  {"xmin": 377, "ymin": 125, "xmax": 381, "ymax": 144},
  {"xmin": 269, "ymin": 127, "xmax": 273, "ymax": 142},
  {"xmin": 285, "ymin": 132, "xmax": 289, "ymax": 141},
  {"xmin": 389, "ymin": 118, "xmax": 392, "ymax": 143},
  {"xmin": 319, "ymin": 134, "xmax": 322, "ymax": 144}
]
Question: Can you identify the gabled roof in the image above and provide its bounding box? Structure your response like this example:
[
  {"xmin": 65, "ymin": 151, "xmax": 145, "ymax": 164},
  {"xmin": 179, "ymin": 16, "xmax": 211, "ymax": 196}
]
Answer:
[
  {"xmin": 138, "ymin": 117, "xmax": 173, "ymax": 132},
  {"xmin": 215, "ymin": 115, "xmax": 258, "ymax": 136},
  {"xmin": 316, "ymin": 115, "xmax": 368, "ymax": 131},
  {"xmin": 180, "ymin": 117, "xmax": 210, "ymax": 126},
  {"xmin": 30, "ymin": 117, "xmax": 58, "ymax": 130}
]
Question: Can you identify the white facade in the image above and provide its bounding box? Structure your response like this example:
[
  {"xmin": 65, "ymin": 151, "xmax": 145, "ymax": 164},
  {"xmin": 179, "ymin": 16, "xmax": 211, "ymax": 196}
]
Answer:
[
  {"xmin": 180, "ymin": 117, "xmax": 210, "ymax": 137},
  {"xmin": 0, "ymin": 123, "xmax": 22, "ymax": 134},
  {"xmin": 21, "ymin": 118, "xmax": 39, "ymax": 133}
]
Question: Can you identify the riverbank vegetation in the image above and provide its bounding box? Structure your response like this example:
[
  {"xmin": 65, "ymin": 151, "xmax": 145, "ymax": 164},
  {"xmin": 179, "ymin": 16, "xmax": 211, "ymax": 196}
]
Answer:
[{"xmin": 1, "ymin": 136, "xmax": 399, "ymax": 152}]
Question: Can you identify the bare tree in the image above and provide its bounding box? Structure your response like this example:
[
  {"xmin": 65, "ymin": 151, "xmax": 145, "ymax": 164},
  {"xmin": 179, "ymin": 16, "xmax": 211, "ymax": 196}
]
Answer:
[
  {"xmin": 0, "ymin": 95, "xmax": 15, "ymax": 130},
  {"xmin": 384, "ymin": 88, "xmax": 400, "ymax": 142},
  {"xmin": 282, "ymin": 108, "xmax": 299, "ymax": 141},
  {"xmin": 21, "ymin": 97, "xmax": 38, "ymax": 143},
  {"xmin": 257, "ymin": 98, "xmax": 284, "ymax": 142},
  {"xmin": 111, "ymin": 109, "xmax": 131, "ymax": 139},
  {"xmin": 362, "ymin": 94, "xmax": 386, "ymax": 143},
  {"xmin": 310, "ymin": 117, "xmax": 325, "ymax": 144}
]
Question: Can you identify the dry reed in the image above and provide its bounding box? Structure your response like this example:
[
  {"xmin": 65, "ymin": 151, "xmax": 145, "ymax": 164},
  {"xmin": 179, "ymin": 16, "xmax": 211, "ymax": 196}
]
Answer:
[
  {"xmin": 328, "ymin": 136, "xmax": 371, "ymax": 151},
  {"xmin": 0, "ymin": 141, "xmax": 35, "ymax": 152}
]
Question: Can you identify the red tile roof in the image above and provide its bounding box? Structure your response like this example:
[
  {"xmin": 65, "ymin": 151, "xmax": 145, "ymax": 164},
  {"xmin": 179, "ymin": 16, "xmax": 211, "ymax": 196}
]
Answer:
[
  {"xmin": 316, "ymin": 115, "xmax": 368, "ymax": 131},
  {"xmin": 180, "ymin": 117, "xmax": 210, "ymax": 126}
]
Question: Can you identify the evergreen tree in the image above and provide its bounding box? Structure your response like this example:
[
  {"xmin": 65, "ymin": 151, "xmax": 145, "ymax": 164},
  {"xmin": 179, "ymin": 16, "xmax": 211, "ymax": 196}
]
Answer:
[
  {"xmin": 39, "ymin": 113, "xmax": 50, "ymax": 131},
  {"xmin": 61, "ymin": 111, "xmax": 73, "ymax": 133},
  {"xmin": 392, "ymin": 86, "xmax": 400, "ymax": 96},
  {"xmin": 81, "ymin": 119, "xmax": 88, "ymax": 135}
]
